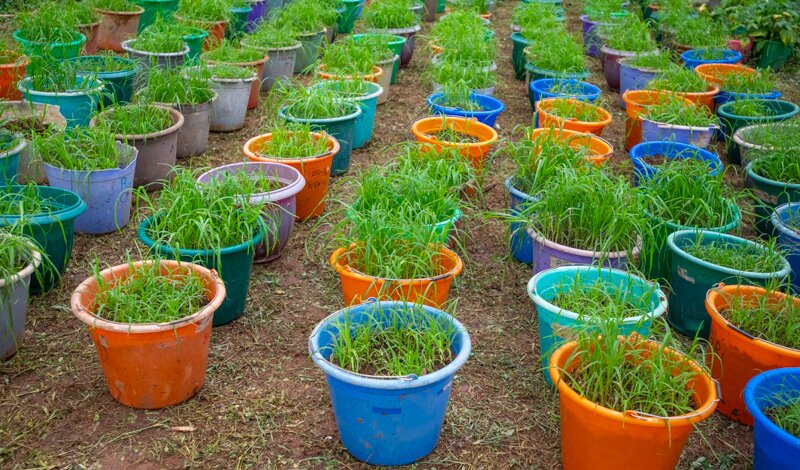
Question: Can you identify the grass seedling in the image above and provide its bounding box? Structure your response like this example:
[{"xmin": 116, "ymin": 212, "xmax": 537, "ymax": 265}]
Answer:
[
  {"xmin": 270, "ymin": 0, "xmax": 332, "ymax": 33},
  {"xmin": 670, "ymin": 15, "xmax": 728, "ymax": 49},
  {"xmin": 557, "ymin": 320, "xmax": 701, "ymax": 416},
  {"xmin": 26, "ymin": 56, "xmax": 97, "ymax": 93},
  {"xmin": 202, "ymin": 40, "xmax": 265, "ymax": 64},
  {"xmin": 512, "ymin": 1, "xmax": 561, "ymax": 29},
  {"xmin": 362, "ymin": 0, "xmax": 417, "ymax": 29},
  {"xmin": 645, "ymin": 95, "xmax": 718, "ymax": 127},
  {"xmin": 35, "ymin": 127, "xmax": 121, "ymax": 172},
  {"xmin": 96, "ymin": 103, "xmax": 174, "ymax": 136},
  {"xmin": 326, "ymin": 303, "xmax": 455, "ymax": 376},
  {"xmin": 275, "ymin": 82, "xmax": 359, "ymax": 120},
  {"xmin": 176, "ymin": 0, "xmax": 231, "ymax": 23},
  {"xmin": 436, "ymin": 81, "xmax": 483, "ymax": 111},
  {"xmin": 91, "ymin": 255, "xmax": 208, "ymax": 324},
  {"xmin": 721, "ymin": 287, "xmax": 800, "ymax": 350},
  {"xmin": 742, "ymin": 123, "xmax": 800, "ymax": 149},
  {"xmin": 71, "ymin": 53, "xmax": 137, "ymax": 73},
  {"xmin": 256, "ymin": 123, "xmax": 332, "ymax": 159},
  {"xmin": 320, "ymin": 38, "xmax": 378, "ymax": 75},
  {"xmin": 727, "ymin": 99, "xmax": 776, "ymax": 118},
  {"xmin": 208, "ymin": 64, "xmax": 256, "ymax": 80},
  {"xmin": 130, "ymin": 18, "xmax": 186, "ymax": 53},
  {"xmin": 0, "ymin": 231, "xmax": 38, "ymax": 281},
  {"xmin": 683, "ymin": 237, "xmax": 786, "ymax": 273},
  {"xmin": 600, "ymin": 16, "xmax": 657, "ymax": 53},
  {"xmin": 65, "ymin": 0, "xmax": 100, "ymax": 26},
  {"xmin": 15, "ymin": 2, "xmax": 81, "ymax": 44},
  {"xmin": 246, "ymin": 23, "xmax": 301, "ymax": 49},
  {"xmin": 429, "ymin": 10, "xmax": 488, "ymax": 46},
  {"xmin": 719, "ymin": 69, "xmax": 776, "ymax": 94},
  {"xmin": 0, "ymin": 182, "xmax": 46, "ymax": 216},
  {"xmin": 524, "ymin": 33, "xmax": 586, "ymax": 74},
  {"xmin": 749, "ymin": 148, "xmax": 800, "ymax": 183},
  {"xmin": 767, "ymin": 395, "xmax": 800, "ymax": 438},
  {"xmin": 427, "ymin": 58, "xmax": 496, "ymax": 90},
  {"xmin": 541, "ymin": 98, "xmax": 603, "ymax": 122},
  {"xmin": 390, "ymin": 144, "xmax": 478, "ymax": 195},
  {"xmin": 626, "ymin": 51, "xmax": 673, "ymax": 71},
  {"xmin": 94, "ymin": 0, "xmax": 142, "ymax": 13},
  {"xmin": 451, "ymin": 0, "xmax": 489, "ymax": 14},
  {"xmin": 137, "ymin": 66, "xmax": 215, "ymax": 105},
  {"xmin": 648, "ymin": 64, "xmax": 709, "ymax": 93}
]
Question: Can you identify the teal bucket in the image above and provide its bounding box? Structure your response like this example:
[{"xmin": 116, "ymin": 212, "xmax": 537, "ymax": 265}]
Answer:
[
  {"xmin": 717, "ymin": 99, "xmax": 800, "ymax": 165},
  {"xmin": 0, "ymin": 139, "xmax": 26, "ymax": 184},
  {"xmin": 352, "ymin": 33, "xmax": 405, "ymax": 84},
  {"xmin": 69, "ymin": 56, "xmax": 139, "ymax": 105},
  {"xmin": 527, "ymin": 265, "xmax": 667, "ymax": 384},
  {"xmin": 12, "ymin": 30, "xmax": 86, "ymax": 60},
  {"xmin": 746, "ymin": 162, "xmax": 800, "ymax": 237},
  {"xmin": 227, "ymin": 5, "xmax": 253, "ymax": 40},
  {"xmin": 136, "ymin": 0, "xmax": 179, "ymax": 32},
  {"xmin": 667, "ymin": 229, "xmax": 791, "ymax": 339},
  {"xmin": 138, "ymin": 216, "xmax": 264, "ymax": 326},
  {"xmin": 0, "ymin": 185, "xmax": 87, "ymax": 294},
  {"xmin": 311, "ymin": 80, "xmax": 382, "ymax": 149},
  {"xmin": 17, "ymin": 77, "xmax": 104, "ymax": 128}
]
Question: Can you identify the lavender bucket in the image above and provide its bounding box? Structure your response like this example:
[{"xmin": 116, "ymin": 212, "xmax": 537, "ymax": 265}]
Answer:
[{"xmin": 529, "ymin": 228, "xmax": 640, "ymax": 275}]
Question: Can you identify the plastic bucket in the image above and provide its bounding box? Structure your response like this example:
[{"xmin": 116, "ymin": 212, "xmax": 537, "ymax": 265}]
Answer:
[
  {"xmin": 427, "ymin": 92, "xmax": 505, "ymax": 128},
  {"xmin": 529, "ymin": 127, "xmax": 614, "ymax": 165},
  {"xmin": 772, "ymin": 203, "xmax": 800, "ymax": 291},
  {"xmin": 12, "ymin": 30, "xmax": 86, "ymax": 60},
  {"xmin": 209, "ymin": 75, "xmax": 257, "ymax": 132},
  {"xmin": 203, "ymin": 56, "xmax": 266, "ymax": 110},
  {"xmin": 330, "ymin": 245, "xmax": 463, "ymax": 308},
  {"xmin": 707, "ymin": 286, "xmax": 800, "ymax": 425},
  {"xmin": 244, "ymin": 132, "xmax": 339, "ymax": 220},
  {"xmin": 549, "ymin": 338, "xmax": 718, "ymax": 469},
  {"xmin": 241, "ymin": 39, "xmax": 300, "ymax": 92},
  {"xmin": 43, "ymin": 143, "xmax": 138, "ymax": 235},
  {"xmin": 735, "ymin": 123, "xmax": 800, "ymax": 168},
  {"xmin": 744, "ymin": 368, "xmax": 800, "ymax": 469},
  {"xmin": 294, "ymin": 30, "xmax": 325, "ymax": 74},
  {"xmin": 70, "ymin": 56, "xmax": 139, "ymax": 106},
  {"xmin": 70, "ymin": 259, "xmax": 225, "ymax": 409},
  {"xmin": 314, "ymin": 81, "xmax": 382, "ymax": 149},
  {"xmin": 681, "ymin": 49, "xmax": 742, "ymax": 70},
  {"xmin": 137, "ymin": 216, "xmax": 264, "ymax": 326},
  {"xmin": 182, "ymin": 28, "xmax": 209, "ymax": 63},
  {"xmin": 245, "ymin": 0, "xmax": 267, "ymax": 31},
  {"xmin": 0, "ymin": 249, "xmax": 41, "ymax": 360},
  {"xmin": 579, "ymin": 15, "xmax": 607, "ymax": 58},
  {"xmin": 667, "ymin": 230, "xmax": 791, "ymax": 339},
  {"xmin": 601, "ymin": 46, "xmax": 653, "ymax": 92},
  {"xmin": 411, "ymin": 116, "xmax": 499, "ymax": 170},
  {"xmin": 153, "ymin": 92, "xmax": 217, "ymax": 159},
  {"xmin": 528, "ymin": 228, "xmax": 639, "ymax": 275},
  {"xmin": 715, "ymin": 90, "xmax": 782, "ymax": 108},
  {"xmin": 278, "ymin": 104, "xmax": 361, "ymax": 176},
  {"xmin": 196, "ymin": 162, "xmax": 305, "ymax": 262},
  {"xmin": 621, "ymin": 89, "xmax": 674, "ymax": 151},
  {"xmin": 619, "ymin": 61, "xmax": 661, "ymax": 109},
  {"xmin": 0, "ymin": 57, "xmax": 27, "ymax": 101},
  {"xmin": 135, "ymin": 0, "xmax": 178, "ymax": 32},
  {"xmin": 121, "ymin": 40, "xmax": 188, "ymax": 77},
  {"xmin": 529, "ymin": 79, "xmax": 600, "ymax": 115},
  {"xmin": 226, "ymin": 5, "xmax": 252, "ymax": 40},
  {"xmin": 309, "ymin": 300, "xmax": 471, "ymax": 465},
  {"xmin": 96, "ymin": 8, "xmax": 144, "ymax": 53},
  {"xmin": 536, "ymin": 98, "xmax": 612, "ymax": 136},
  {"xmin": 717, "ymin": 99, "xmax": 800, "ymax": 165},
  {"xmin": 0, "ymin": 102, "xmax": 66, "ymax": 185},
  {"xmin": 367, "ymin": 25, "xmax": 420, "ymax": 67},
  {"xmin": 0, "ymin": 185, "xmax": 86, "ymax": 294},
  {"xmin": 337, "ymin": 0, "xmax": 361, "ymax": 34},
  {"xmin": 510, "ymin": 32, "xmax": 530, "ymax": 80},
  {"xmin": 528, "ymin": 266, "xmax": 667, "ymax": 383},
  {"xmin": 629, "ymin": 141, "xmax": 722, "ymax": 186},
  {"xmin": 507, "ymin": 178, "xmax": 537, "ymax": 264},
  {"xmin": 352, "ymin": 33, "xmax": 405, "ymax": 83},
  {"xmin": 640, "ymin": 119, "xmax": 717, "ymax": 149},
  {"xmin": 746, "ymin": 163, "xmax": 800, "ymax": 238},
  {"xmin": 18, "ymin": 77, "xmax": 103, "ymax": 129},
  {"xmin": 0, "ymin": 138, "xmax": 25, "ymax": 184}
]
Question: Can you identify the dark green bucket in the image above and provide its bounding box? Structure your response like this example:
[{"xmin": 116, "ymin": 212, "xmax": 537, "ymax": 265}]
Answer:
[
  {"xmin": 135, "ymin": 0, "xmax": 179, "ymax": 32},
  {"xmin": 69, "ymin": 56, "xmax": 139, "ymax": 106},
  {"xmin": 511, "ymin": 32, "xmax": 530, "ymax": 81},
  {"xmin": 0, "ymin": 185, "xmax": 86, "ymax": 294},
  {"xmin": 182, "ymin": 28, "xmax": 209, "ymax": 63},
  {"xmin": 641, "ymin": 200, "xmax": 741, "ymax": 283},
  {"xmin": 666, "ymin": 229, "xmax": 791, "ymax": 339},
  {"xmin": 138, "ymin": 216, "xmax": 264, "ymax": 326},
  {"xmin": 717, "ymin": 99, "xmax": 800, "ymax": 165},
  {"xmin": 745, "ymin": 162, "xmax": 800, "ymax": 237},
  {"xmin": 337, "ymin": 0, "xmax": 361, "ymax": 34}
]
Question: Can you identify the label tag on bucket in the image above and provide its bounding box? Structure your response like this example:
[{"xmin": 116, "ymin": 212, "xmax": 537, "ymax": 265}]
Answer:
[
  {"xmin": 677, "ymin": 266, "xmax": 695, "ymax": 284},
  {"xmin": 551, "ymin": 322, "xmax": 579, "ymax": 341}
]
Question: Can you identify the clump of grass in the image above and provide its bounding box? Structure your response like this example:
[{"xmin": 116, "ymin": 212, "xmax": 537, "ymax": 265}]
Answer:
[
  {"xmin": 137, "ymin": 66, "xmax": 215, "ymax": 105},
  {"xmin": 524, "ymin": 33, "xmax": 585, "ymax": 74},
  {"xmin": 646, "ymin": 95, "xmax": 718, "ymax": 127},
  {"xmin": 750, "ymin": 148, "xmax": 800, "ymax": 183},
  {"xmin": 271, "ymin": 0, "xmax": 335, "ymax": 33},
  {"xmin": 71, "ymin": 54, "xmax": 137, "ymax": 73},
  {"xmin": 326, "ymin": 304, "xmax": 455, "ymax": 376},
  {"xmin": 362, "ymin": 0, "xmax": 417, "ymax": 29},
  {"xmin": 176, "ymin": 0, "xmax": 231, "ymax": 23},
  {"xmin": 648, "ymin": 64, "xmax": 709, "ymax": 93},
  {"xmin": 512, "ymin": 1, "xmax": 562, "ymax": 29},
  {"xmin": 35, "ymin": 127, "xmax": 121, "ymax": 172},
  {"xmin": 0, "ymin": 128, "xmax": 21, "ymax": 153},
  {"xmin": 202, "ymin": 40, "xmax": 265, "ymax": 63},
  {"xmin": 66, "ymin": 0, "xmax": 100, "ymax": 26},
  {"xmin": 390, "ymin": 144, "xmax": 478, "ymax": 194},
  {"xmin": 436, "ymin": 81, "xmax": 483, "ymax": 111},
  {"xmin": 626, "ymin": 51, "xmax": 673, "ymax": 70},
  {"xmin": 683, "ymin": 238, "xmax": 786, "ymax": 273},
  {"xmin": 719, "ymin": 69, "xmax": 776, "ymax": 94},
  {"xmin": 245, "ymin": 23, "xmax": 300, "ymax": 49},
  {"xmin": 96, "ymin": 103, "xmax": 174, "ymax": 136},
  {"xmin": 130, "ymin": 19, "xmax": 186, "ymax": 53},
  {"xmin": 277, "ymin": 83, "xmax": 359, "ymax": 120},
  {"xmin": 0, "ymin": 231, "xmax": 38, "ymax": 280},
  {"xmin": 95, "ymin": 0, "xmax": 142, "ymax": 13},
  {"xmin": 208, "ymin": 64, "xmax": 256, "ymax": 80},
  {"xmin": 427, "ymin": 58, "xmax": 496, "ymax": 90},
  {"xmin": 26, "ymin": 56, "xmax": 97, "ymax": 93},
  {"xmin": 541, "ymin": 98, "xmax": 603, "ymax": 122},
  {"xmin": 256, "ymin": 124, "xmax": 332, "ymax": 159},
  {"xmin": 551, "ymin": 272, "xmax": 655, "ymax": 321},
  {"xmin": 742, "ymin": 123, "xmax": 800, "ymax": 149},
  {"xmin": 558, "ymin": 320, "xmax": 701, "ymax": 416},
  {"xmin": 91, "ymin": 257, "xmax": 208, "ymax": 324},
  {"xmin": 768, "ymin": 398, "xmax": 800, "ymax": 438},
  {"xmin": 669, "ymin": 15, "xmax": 728, "ymax": 50},
  {"xmin": 727, "ymin": 99, "xmax": 776, "ymax": 118},
  {"xmin": 320, "ymin": 37, "xmax": 378, "ymax": 75},
  {"xmin": 0, "ymin": 183, "xmax": 46, "ymax": 216},
  {"xmin": 15, "ymin": 3, "xmax": 81, "ymax": 44},
  {"xmin": 600, "ymin": 16, "xmax": 657, "ymax": 53},
  {"xmin": 722, "ymin": 288, "xmax": 800, "ymax": 350}
]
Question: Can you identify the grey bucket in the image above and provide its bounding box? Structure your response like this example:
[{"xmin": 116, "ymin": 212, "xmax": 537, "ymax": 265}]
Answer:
[
  {"xmin": 0, "ymin": 102, "xmax": 67, "ymax": 184},
  {"xmin": 294, "ymin": 30, "xmax": 325, "ymax": 74},
  {"xmin": 1, "ymin": 247, "xmax": 41, "ymax": 360},
  {"xmin": 154, "ymin": 91, "xmax": 218, "ymax": 158},
  {"xmin": 247, "ymin": 41, "xmax": 301, "ymax": 91},
  {"xmin": 43, "ymin": 142, "xmax": 138, "ymax": 234},
  {"xmin": 121, "ymin": 39, "xmax": 188, "ymax": 81},
  {"xmin": 210, "ymin": 73, "xmax": 257, "ymax": 132}
]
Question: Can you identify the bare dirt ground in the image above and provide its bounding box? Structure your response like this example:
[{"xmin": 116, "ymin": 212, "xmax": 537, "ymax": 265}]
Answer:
[{"xmin": 1, "ymin": 1, "xmax": 799, "ymax": 468}]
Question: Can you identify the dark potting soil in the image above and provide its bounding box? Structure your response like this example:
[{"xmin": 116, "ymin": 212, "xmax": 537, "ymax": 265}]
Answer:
[
  {"xmin": 642, "ymin": 155, "xmax": 707, "ymax": 167},
  {"xmin": 2, "ymin": 117, "xmax": 54, "ymax": 136},
  {"xmin": 430, "ymin": 129, "xmax": 481, "ymax": 144}
]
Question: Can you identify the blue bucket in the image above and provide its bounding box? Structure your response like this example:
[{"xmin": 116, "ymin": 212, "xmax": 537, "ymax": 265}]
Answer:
[
  {"xmin": 506, "ymin": 177, "xmax": 537, "ymax": 263},
  {"xmin": 18, "ymin": 77, "xmax": 104, "ymax": 128},
  {"xmin": 715, "ymin": 90, "xmax": 782, "ymax": 108},
  {"xmin": 528, "ymin": 78, "xmax": 600, "ymax": 116},
  {"xmin": 427, "ymin": 92, "xmax": 505, "ymax": 128},
  {"xmin": 0, "ymin": 138, "xmax": 27, "ymax": 184},
  {"xmin": 744, "ymin": 368, "xmax": 800, "ymax": 469},
  {"xmin": 527, "ymin": 266, "xmax": 667, "ymax": 384},
  {"xmin": 629, "ymin": 141, "xmax": 722, "ymax": 186},
  {"xmin": 278, "ymin": 104, "xmax": 361, "ymax": 176},
  {"xmin": 43, "ymin": 143, "xmax": 137, "ymax": 235},
  {"xmin": 309, "ymin": 300, "xmax": 471, "ymax": 466},
  {"xmin": 619, "ymin": 61, "xmax": 661, "ymax": 109},
  {"xmin": 772, "ymin": 203, "xmax": 800, "ymax": 292},
  {"xmin": 681, "ymin": 49, "xmax": 742, "ymax": 70}
]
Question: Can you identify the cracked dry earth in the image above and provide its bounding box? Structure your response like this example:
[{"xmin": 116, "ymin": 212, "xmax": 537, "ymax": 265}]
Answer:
[{"xmin": 2, "ymin": 0, "xmax": 799, "ymax": 468}]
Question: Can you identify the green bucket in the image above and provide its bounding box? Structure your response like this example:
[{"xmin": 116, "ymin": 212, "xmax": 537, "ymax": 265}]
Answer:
[
  {"xmin": 182, "ymin": 28, "xmax": 209, "ymax": 63},
  {"xmin": 717, "ymin": 99, "xmax": 800, "ymax": 165},
  {"xmin": 135, "ymin": 0, "xmax": 179, "ymax": 32},
  {"xmin": 666, "ymin": 229, "xmax": 791, "ymax": 339},
  {"xmin": 12, "ymin": 30, "xmax": 86, "ymax": 60},
  {"xmin": 337, "ymin": 0, "xmax": 361, "ymax": 34},
  {"xmin": 754, "ymin": 41, "xmax": 794, "ymax": 71},
  {"xmin": 138, "ymin": 216, "xmax": 265, "ymax": 326},
  {"xmin": 227, "ymin": 5, "xmax": 253, "ymax": 40},
  {"xmin": 0, "ymin": 185, "xmax": 87, "ymax": 294},
  {"xmin": 352, "ymin": 33, "xmax": 405, "ymax": 84},
  {"xmin": 69, "ymin": 56, "xmax": 139, "ymax": 106},
  {"xmin": 511, "ymin": 32, "xmax": 530, "ymax": 81},
  {"xmin": 642, "ymin": 200, "xmax": 741, "ymax": 283},
  {"xmin": 745, "ymin": 162, "xmax": 800, "ymax": 237}
]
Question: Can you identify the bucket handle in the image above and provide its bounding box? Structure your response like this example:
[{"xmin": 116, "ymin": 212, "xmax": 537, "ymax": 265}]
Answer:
[{"xmin": 624, "ymin": 379, "xmax": 721, "ymax": 423}]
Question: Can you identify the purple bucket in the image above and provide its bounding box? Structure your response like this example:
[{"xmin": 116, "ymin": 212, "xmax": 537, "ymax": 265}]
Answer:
[
  {"xmin": 619, "ymin": 61, "xmax": 661, "ymax": 109},
  {"xmin": 601, "ymin": 46, "xmax": 645, "ymax": 92},
  {"xmin": 580, "ymin": 15, "xmax": 608, "ymax": 58},
  {"xmin": 42, "ymin": 142, "xmax": 137, "ymax": 235},
  {"xmin": 529, "ymin": 228, "xmax": 639, "ymax": 275},
  {"xmin": 197, "ymin": 162, "xmax": 305, "ymax": 263},
  {"xmin": 245, "ymin": 0, "xmax": 267, "ymax": 31}
]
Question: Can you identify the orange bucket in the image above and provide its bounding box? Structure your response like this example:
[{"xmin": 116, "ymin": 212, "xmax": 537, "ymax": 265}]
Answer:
[
  {"xmin": 410, "ymin": 116, "xmax": 499, "ymax": 169},
  {"xmin": 0, "ymin": 57, "xmax": 27, "ymax": 100},
  {"xmin": 622, "ymin": 90, "xmax": 691, "ymax": 150},
  {"xmin": 317, "ymin": 64, "xmax": 383, "ymax": 83},
  {"xmin": 549, "ymin": 337, "xmax": 718, "ymax": 470},
  {"xmin": 536, "ymin": 98, "xmax": 613, "ymax": 136},
  {"xmin": 244, "ymin": 132, "xmax": 339, "ymax": 220},
  {"xmin": 330, "ymin": 245, "xmax": 463, "ymax": 308},
  {"xmin": 70, "ymin": 260, "xmax": 226, "ymax": 409},
  {"xmin": 204, "ymin": 56, "xmax": 268, "ymax": 109},
  {"xmin": 706, "ymin": 284, "xmax": 800, "ymax": 426},
  {"xmin": 529, "ymin": 127, "xmax": 614, "ymax": 166},
  {"xmin": 695, "ymin": 63, "xmax": 756, "ymax": 87}
]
